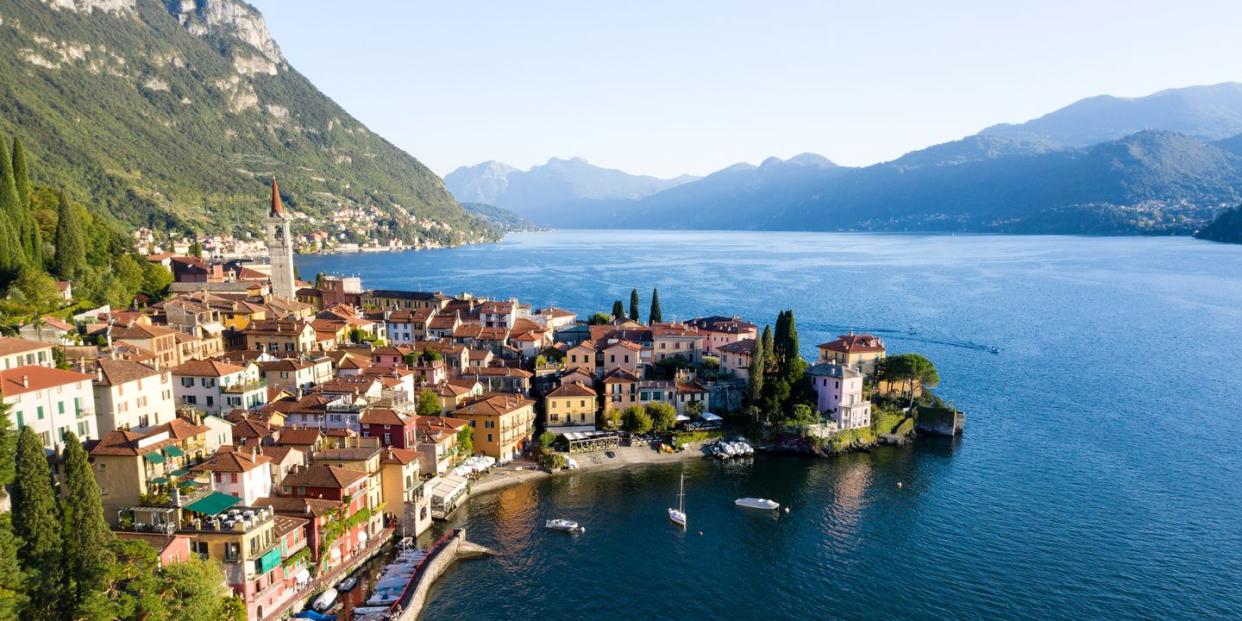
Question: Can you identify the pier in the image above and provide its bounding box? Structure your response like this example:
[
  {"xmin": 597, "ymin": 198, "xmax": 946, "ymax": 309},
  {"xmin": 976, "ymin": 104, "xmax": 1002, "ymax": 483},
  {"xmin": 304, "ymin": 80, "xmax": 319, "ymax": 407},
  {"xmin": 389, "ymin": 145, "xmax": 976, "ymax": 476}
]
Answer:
[{"xmin": 361, "ymin": 529, "xmax": 494, "ymax": 621}]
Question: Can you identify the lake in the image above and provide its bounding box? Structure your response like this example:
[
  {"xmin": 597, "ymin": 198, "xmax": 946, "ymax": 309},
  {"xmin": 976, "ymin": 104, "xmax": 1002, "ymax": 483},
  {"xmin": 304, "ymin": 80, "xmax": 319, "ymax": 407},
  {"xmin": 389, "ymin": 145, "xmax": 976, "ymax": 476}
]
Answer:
[{"xmin": 297, "ymin": 230, "xmax": 1242, "ymax": 620}]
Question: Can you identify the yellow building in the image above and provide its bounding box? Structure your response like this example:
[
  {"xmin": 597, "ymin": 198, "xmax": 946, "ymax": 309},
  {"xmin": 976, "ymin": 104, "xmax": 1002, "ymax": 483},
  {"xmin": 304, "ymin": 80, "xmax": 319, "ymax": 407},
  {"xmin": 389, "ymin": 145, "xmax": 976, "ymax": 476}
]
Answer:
[
  {"xmin": 379, "ymin": 447, "xmax": 431, "ymax": 536},
  {"xmin": 90, "ymin": 417, "xmax": 211, "ymax": 525},
  {"xmin": 817, "ymin": 334, "xmax": 887, "ymax": 376},
  {"xmin": 544, "ymin": 382, "xmax": 598, "ymax": 428},
  {"xmin": 244, "ymin": 319, "xmax": 317, "ymax": 354},
  {"xmin": 454, "ymin": 393, "xmax": 535, "ymax": 463}
]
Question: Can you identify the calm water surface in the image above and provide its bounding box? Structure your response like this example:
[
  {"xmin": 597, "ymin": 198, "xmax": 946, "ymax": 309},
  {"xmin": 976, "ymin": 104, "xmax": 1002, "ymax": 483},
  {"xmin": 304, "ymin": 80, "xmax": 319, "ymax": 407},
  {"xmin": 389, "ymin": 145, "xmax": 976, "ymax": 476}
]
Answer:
[{"xmin": 299, "ymin": 231, "xmax": 1242, "ymax": 620}]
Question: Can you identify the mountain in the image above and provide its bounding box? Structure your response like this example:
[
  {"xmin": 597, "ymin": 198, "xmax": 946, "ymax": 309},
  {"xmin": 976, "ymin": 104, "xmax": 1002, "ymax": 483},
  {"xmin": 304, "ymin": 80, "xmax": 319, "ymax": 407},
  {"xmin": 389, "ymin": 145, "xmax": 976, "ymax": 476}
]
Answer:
[
  {"xmin": 980, "ymin": 82, "xmax": 1242, "ymax": 147},
  {"xmin": 1195, "ymin": 206, "xmax": 1242, "ymax": 243},
  {"xmin": 445, "ymin": 156, "xmax": 699, "ymax": 223},
  {"xmin": 0, "ymin": 0, "xmax": 492, "ymax": 245},
  {"xmin": 460, "ymin": 202, "xmax": 545, "ymax": 233},
  {"xmin": 602, "ymin": 130, "xmax": 1242, "ymax": 234}
]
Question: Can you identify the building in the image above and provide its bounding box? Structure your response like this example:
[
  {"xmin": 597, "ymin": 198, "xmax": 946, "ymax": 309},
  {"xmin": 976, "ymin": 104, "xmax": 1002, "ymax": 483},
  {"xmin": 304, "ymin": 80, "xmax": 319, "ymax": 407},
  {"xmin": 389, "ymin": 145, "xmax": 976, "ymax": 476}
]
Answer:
[
  {"xmin": 807, "ymin": 363, "xmax": 872, "ymax": 430},
  {"xmin": 256, "ymin": 358, "xmax": 320, "ymax": 394},
  {"xmin": 717, "ymin": 338, "xmax": 758, "ymax": 379},
  {"xmin": 18, "ymin": 316, "xmax": 76, "ymax": 345},
  {"xmin": 1, "ymin": 366, "xmax": 97, "ymax": 449},
  {"xmin": 112, "ymin": 321, "xmax": 180, "ymax": 368},
  {"xmin": 544, "ymin": 382, "xmax": 598, "ymax": 428},
  {"xmin": 414, "ymin": 415, "xmax": 469, "ymax": 475},
  {"xmin": 172, "ymin": 359, "xmax": 267, "ymax": 415},
  {"xmin": 93, "ymin": 358, "xmax": 177, "ymax": 433},
  {"xmin": 266, "ymin": 178, "xmax": 297, "ymax": 300},
  {"xmin": 362, "ymin": 290, "xmax": 448, "ymax": 311},
  {"xmin": 190, "ymin": 447, "xmax": 274, "ymax": 506},
  {"xmin": 244, "ymin": 320, "xmax": 317, "ymax": 355},
  {"xmin": 90, "ymin": 418, "xmax": 212, "ymax": 523},
  {"xmin": 378, "ymin": 447, "xmax": 431, "ymax": 536},
  {"xmin": 601, "ymin": 367, "xmax": 641, "ymax": 410},
  {"xmin": 817, "ymin": 334, "xmax": 886, "ymax": 376},
  {"xmin": 601, "ymin": 340, "xmax": 643, "ymax": 376},
  {"xmin": 454, "ymin": 393, "xmax": 536, "ymax": 463},
  {"xmin": 359, "ymin": 407, "xmax": 418, "ymax": 448},
  {"xmin": 688, "ymin": 316, "xmax": 759, "ymax": 353},
  {"xmin": 651, "ymin": 323, "xmax": 706, "ymax": 364}
]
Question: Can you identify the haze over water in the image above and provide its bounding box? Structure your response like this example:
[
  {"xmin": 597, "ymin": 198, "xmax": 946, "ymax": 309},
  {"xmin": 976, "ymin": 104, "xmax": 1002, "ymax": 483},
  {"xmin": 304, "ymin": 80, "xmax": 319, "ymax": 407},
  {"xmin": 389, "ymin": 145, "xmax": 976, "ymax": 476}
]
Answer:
[{"xmin": 298, "ymin": 231, "xmax": 1242, "ymax": 619}]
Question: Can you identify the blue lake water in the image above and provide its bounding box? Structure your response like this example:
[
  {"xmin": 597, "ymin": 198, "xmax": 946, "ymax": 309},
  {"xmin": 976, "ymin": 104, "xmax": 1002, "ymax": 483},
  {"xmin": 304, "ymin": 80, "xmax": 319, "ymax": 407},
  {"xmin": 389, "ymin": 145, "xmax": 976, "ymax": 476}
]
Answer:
[{"xmin": 298, "ymin": 231, "xmax": 1242, "ymax": 620}]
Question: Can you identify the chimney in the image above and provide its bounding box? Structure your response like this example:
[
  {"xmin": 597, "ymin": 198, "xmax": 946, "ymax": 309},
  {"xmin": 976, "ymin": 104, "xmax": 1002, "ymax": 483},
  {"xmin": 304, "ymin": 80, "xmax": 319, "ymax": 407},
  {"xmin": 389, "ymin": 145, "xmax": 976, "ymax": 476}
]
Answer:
[{"xmin": 21, "ymin": 376, "xmax": 29, "ymax": 388}]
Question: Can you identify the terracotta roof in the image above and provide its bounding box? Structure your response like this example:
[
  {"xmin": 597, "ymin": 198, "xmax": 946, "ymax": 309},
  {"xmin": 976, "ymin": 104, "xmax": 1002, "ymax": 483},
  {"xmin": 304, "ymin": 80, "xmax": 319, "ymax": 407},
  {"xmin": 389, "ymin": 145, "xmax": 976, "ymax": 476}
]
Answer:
[
  {"xmin": 0, "ymin": 366, "xmax": 93, "ymax": 397},
  {"xmin": 276, "ymin": 427, "xmax": 322, "ymax": 446},
  {"xmin": 688, "ymin": 316, "xmax": 758, "ymax": 334},
  {"xmin": 456, "ymin": 393, "xmax": 534, "ymax": 417},
  {"xmin": 256, "ymin": 495, "xmax": 342, "ymax": 517},
  {"xmin": 718, "ymin": 338, "xmax": 758, "ymax": 356},
  {"xmin": 380, "ymin": 447, "xmax": 420, "ymax": 465},
  {"xmin": 313, "ymin": 446, "xmax": 381, "ymax": 462},
  {"xmin": 359, "ymin": 407, "xmax": 410, "ymax": 426},
  {"xmin": 602, "ymin": 367, "xmax": 640, "ymax": 383},
  {"xmin": 95, "ymin": 358, "xmax": 162, "ymax": 386},
  {"xmin": 90, "ymin": 419, "xmax": 208, "ymax": 457},
  {"xmin": 191, "ymin": 447, "xmax": 271, "ymax": 473},
  {"xmin": 536, "ymin": 307, "xmax": 576, "ymax": 318},
  {"xmin": 819, "ymin": 334, "xmax": 886, "ymax": 354},
  {"xmin": 34, "ymin": 316, "xmax": 74, "ymax": 332},
  {"xmin": 0, "ymin": 337, "xmax": 53, "ymax": 357},
  {"xmin": 232, "ymin": 419, "xmax": 274, "ymax": 440},
  {"xmin": 281, "ymin": 464, "xmax": 367, "ymax": 490},
  {"xmin": 113, "ymin": 322, "xmax": 178, "ymax": 340},
  {"xmin": 273, "ymin": 514, "xmax": 308, "ymax": 537},
  {"xmin": 466, "ymin": 366, "xmax": 533, "ymax": 378},
  {"xmin": 604, "ymin": 340, "xmax": 643, "ymax": 351},
  {"xmin": 172, "ymin": 359, "xmax": 244, "ymax": 377},
  {"xmin": 546, "ymin": 382, "xmax": 596, "ymax": 398}
]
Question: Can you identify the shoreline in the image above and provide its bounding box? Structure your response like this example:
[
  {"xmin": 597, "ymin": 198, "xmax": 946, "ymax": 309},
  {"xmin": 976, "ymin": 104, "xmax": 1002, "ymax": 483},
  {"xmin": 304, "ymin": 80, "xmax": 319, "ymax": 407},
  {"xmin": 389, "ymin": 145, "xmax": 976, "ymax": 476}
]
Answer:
[{"xmin": 465, "ymin": 441, "xmax": 714, "ymax": 500}]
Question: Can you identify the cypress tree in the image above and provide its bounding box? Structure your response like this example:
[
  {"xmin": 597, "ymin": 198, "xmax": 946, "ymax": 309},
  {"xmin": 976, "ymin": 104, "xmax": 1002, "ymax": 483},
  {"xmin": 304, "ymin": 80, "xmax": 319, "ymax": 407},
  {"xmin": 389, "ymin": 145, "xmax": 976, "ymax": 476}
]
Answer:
[
  {"xmin": 761, "ymin": 324, "xmax": 774, "ymax": 372},
  {"xmin": 784, "ymin": 310, "xmax": 799, "ymax": 367},
  {"xmin": 60, "ymin": 432, "xmax": 116, "ymax": 619},
  {"xmin": 0, "ymin": 140, "xmax": 21, "ymax": 282},
  {"xmin": 773, "ymin": 311, "xmax": 790, "ymax": 368},
  {"xmin": 11, "ymin": 427, "xmax": 63, "ymax": 618},
  {"xmin": 11, "ymin": 138, "xmax": 42, "ymax": 268},
  {"xmin": 0, "ymin": 402, "xmax": 16, "ymax": 497},
  {"xmin": 53, "ymin": 190, "xmax": 84, "ymax": 278},
  {"xmin": 628, "ymin": 289, "xmax": 640, "ymax": 321},
  {"xmin": 611, "ymin": 299, "xmax": 625, "ymax": 320},
  {"xmin": 0, "ymin": 514, "xmax": 25, "ymax": 619},
  {"xmin": 648, "ymin": 288, "xmax": 662, "ymax": 324},
  {"xmin": 746, "ymin": 337, "xmax": 765, "ymax": 406}
]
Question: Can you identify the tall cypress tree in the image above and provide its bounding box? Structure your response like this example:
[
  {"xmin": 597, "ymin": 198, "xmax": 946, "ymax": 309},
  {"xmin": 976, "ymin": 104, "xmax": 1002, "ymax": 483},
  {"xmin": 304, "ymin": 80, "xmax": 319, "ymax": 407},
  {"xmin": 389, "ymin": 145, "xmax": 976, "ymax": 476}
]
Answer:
[
  {"xmin": 761, "ymin": 324, "xmax": 774, "ymax": 372},
  {"xmin": 0, "ymin": 140, "xmax": 22, "ymax": 282},
  {"xmin": 0, "ymin": 514, "xmax": 25, "ymax": 619},
  {"xmin": 0, "ymin": 402, "xmax": 16, "ymax": 498},
  {"xmin": 11, "ymin": 427, "xmax": 63, "ymax": 618},
  {"xmin": 53, "ymin": 190, "xmax": 84, "ymax": 278},
  {"xmin": 785, "ymin": 310, "xmax": 799, "ymax": 366},
  {"xmin": 648, "ymin": 288, "xmax": 662, "ymax": 324},
  {"xmin": 611, "ymin": 299, "xmax": 625, "ymax": 320},
  {"xmin": 628, "ymin": 289, "xmax": 640, "ymax": 321},
  {"xmin": 773, "ymin": 310, "xmax": 790, "ymax": 368},
  {"xmin": 60, "ymin": 432, "xmax": 116, "ymax": 619},
  {"xmin": 746, "ymin": 337, "xmax": 765, "ymax": 406},
  {"xmin": 11, "ymin": 138, "xmax": 42, "ymax": 268}
]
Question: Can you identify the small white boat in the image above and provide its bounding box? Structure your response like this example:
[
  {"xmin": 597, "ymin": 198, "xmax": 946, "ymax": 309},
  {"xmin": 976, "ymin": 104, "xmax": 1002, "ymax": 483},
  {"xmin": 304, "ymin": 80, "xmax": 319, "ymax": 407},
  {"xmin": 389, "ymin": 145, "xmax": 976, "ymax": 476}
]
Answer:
[
  {"xmin": 735, "ymin": 497, "xmax": 780, "ymax": 511},
  {"xmin": 312, "ymin": 587, "xmax": 338, "ymax": 611},
  {"xmin": 546, "ymin": 519, "xmax": 585, "ymax": 533},
  {"xmin": 668, "ymin": 473, "xmax": 687, "ymax": 528}
]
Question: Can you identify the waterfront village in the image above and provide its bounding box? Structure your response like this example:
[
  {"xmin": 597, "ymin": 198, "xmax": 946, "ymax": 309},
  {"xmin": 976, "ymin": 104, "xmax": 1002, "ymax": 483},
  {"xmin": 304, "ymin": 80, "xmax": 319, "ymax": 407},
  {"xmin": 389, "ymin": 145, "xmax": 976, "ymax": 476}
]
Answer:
[{"xmin": 0, "ymin": 183, "xmax": 957, "ymax": 621}]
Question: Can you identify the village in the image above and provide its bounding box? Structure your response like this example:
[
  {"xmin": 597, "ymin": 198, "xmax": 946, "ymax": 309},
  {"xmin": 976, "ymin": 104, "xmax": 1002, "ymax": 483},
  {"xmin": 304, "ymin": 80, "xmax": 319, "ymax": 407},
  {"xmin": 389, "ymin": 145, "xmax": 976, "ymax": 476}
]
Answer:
[{"xmin": 0, "ymin": 183, "xmax": 944, "ymax": 621}]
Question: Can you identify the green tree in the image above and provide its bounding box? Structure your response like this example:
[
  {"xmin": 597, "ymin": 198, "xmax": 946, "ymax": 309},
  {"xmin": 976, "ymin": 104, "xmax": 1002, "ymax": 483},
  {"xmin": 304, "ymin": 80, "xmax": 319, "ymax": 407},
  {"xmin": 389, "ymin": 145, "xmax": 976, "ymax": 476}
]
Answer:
[
  {"xmin": 538, "ymin": 431, "xmax": 557, "ymax": 450},
  {"xmin": 0, "ymin": 515, "xmax": 25, "ymax": 620},
  {"xmin": 789, "ymin": 403, "xmax": 819, "ymax": 427},
  {"xmin": 0, "ymin": 402, "xmax": 17, "ymax": 497},
  {"xmin": 0, "ymin": 140, "xmax": 20, "ymax": 284},
  {"xmin": 684, "ymin": 400, "xmax": 704, "ymax": 419},
  {"xmin": 457, "ymin": 425, "xmax": 473, "ymax": 456},
  {"xmin": 602, "ymin": 408, "xmax": 623, "ymax": 431},
  {"xmin": 611, "ymin": 299, "xmax": 625, "ymax": 320},
  {"xmin": 624, "ymin": 406, "xmax": 652, "ymax": 434},
  {"xmin": 648, "ymin": 288, "xmax": 662, "ymax": 324},
  {"xmin": 139, "ymin": 259, "xmax": 173, "ymax": 298},
  {"xmin": 60, "ymin": 432, "xmax": 116, "ymax": 618},
  {"xmin": 160, "ymin": 556, "xmax": 242, "ymax": 621},
  {"xmin": 587, "ymin": 312, "xmax": 611, "ymax": 325},
  {"xmin": 11, "ymin": 427, "xmax": 63, "ymax": 618},
  {"xmin": 52, "ymin": 191, "xmax": 85, "ymax": 278},
  {"xmin": 760, "ymin": 324, "xmax": 774, "ymax": 372},
  {"xmin": 102, "ymin": 539, "xmax": 163, "ymax": 621},
  {"xmin": 647, "ymin": 402, "xmax": 678, "ymax": 432},
  {"xmin": 11, "ymin": 138, "xmax": 41, "ymax": 268},
  {"xmin": 746, "ymin": 339, "xmax": 765, "ymax": 407},
  {"xmin": 878, "ymin": 353, "xmax": 940, "ymax": 404},
  {"xmin": 416, "ymin": 389, "xmax": 442, "ymax": 416},
  {"xmin": 628, "ymin": 288, "xmax": 640, "ymax": 321},
  {"xmin": 188, "ymin": 238, "xmax": 203, "ymax": 258}
]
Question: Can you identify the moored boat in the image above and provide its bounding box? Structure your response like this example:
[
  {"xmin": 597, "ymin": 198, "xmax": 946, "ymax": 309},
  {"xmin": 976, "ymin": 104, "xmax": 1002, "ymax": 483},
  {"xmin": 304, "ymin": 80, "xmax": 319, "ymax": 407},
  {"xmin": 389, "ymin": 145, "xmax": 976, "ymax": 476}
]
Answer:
[
  {"xmin": 668, "ymin": 473, "xmax": 687, "ymax": 528},
  {"xmin": 545, "ymin": 518, "xmax": 585, "ymax": 533},
  {"xmin": 735, "ymin": 497, "xmax": 780, "ymax": 510},
  {"xmin": 312, "ymin": 587, "xmax": 338, "ymax": 611}
]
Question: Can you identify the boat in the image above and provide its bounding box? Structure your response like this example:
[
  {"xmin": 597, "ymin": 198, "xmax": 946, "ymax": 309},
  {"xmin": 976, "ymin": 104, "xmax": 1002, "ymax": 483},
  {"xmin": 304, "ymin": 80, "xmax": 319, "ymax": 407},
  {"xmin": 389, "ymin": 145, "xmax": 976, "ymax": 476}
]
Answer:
[
  {"xmin": 311, "ymin": 587, "xmax": 338, "ymax": 611},
  {"xmin": 335, "ymin": 575, "xmax": 358, "ymax": 592},
  {"xmin": 546, "ymin": 518, "xmax": 585, "ymax": 533},
  {"xmin": 293, "ymin": 610, "xmax": 336, "ymax": 621},
  {"xmin": 735, "ymin": 497, "xmax": 781, "ymax": 511},
  {"xmin": 668, "ymin": 473, "xmax": 687, "ymax": 528}
]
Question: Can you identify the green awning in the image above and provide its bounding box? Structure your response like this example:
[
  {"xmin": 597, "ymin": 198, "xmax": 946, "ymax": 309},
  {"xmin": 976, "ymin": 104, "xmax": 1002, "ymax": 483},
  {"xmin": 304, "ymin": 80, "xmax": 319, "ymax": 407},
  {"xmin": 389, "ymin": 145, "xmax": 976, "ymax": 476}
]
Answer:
[
  {"xmin": 185, "ymin": 491, "xmax": 240, "ymax": 516},
  {"xmin": 163, "ymin": 446, "xmax": 185, "ymax": 457},
  {"xmin": 148, "ymin": 476, "xmax": 168, "ymax": 485},
  {"xmin": 169, "ymin": 468, "xmax": 190, "ymax": 477},
  {"xmin": 255, "ymin": 547, "xmax": 282, "ymax": 574},
  {"xmin": 143, "ymin": 452, "xmax": 165, "ymax": 464}
]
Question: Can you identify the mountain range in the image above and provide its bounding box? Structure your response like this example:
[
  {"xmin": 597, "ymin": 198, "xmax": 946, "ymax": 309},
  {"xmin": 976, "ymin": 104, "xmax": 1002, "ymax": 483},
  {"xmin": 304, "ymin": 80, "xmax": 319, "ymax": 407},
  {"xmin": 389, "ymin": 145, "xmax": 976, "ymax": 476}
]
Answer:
[
  {"xmin": 449, "ymin": 83, "xmax": 1242, "ymax": 234},
  {"xmin": 0, "ymin": 0, "xmax": 492, "ymax": 245}
]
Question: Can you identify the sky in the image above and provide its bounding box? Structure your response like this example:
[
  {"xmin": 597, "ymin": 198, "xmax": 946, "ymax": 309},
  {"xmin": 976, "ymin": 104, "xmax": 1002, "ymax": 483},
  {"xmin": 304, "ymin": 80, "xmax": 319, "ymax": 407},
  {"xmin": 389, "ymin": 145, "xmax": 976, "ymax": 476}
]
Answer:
[{"xmin": 250, "ymin": 0, "xmax": 1242, "ymax": 178}]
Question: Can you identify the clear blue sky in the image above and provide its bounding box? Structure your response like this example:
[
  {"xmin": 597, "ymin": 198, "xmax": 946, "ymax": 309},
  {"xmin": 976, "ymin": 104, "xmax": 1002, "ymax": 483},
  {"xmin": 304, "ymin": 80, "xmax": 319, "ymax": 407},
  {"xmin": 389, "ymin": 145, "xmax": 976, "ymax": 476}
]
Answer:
[{"xmin": 250, "ymin": 0, "xmax": 1242, "ymax": 178}]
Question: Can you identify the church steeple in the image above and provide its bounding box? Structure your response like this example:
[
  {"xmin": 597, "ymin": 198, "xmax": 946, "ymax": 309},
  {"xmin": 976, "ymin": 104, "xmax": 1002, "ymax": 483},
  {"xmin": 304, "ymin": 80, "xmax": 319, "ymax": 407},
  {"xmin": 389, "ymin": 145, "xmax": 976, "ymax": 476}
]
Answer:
[{"xmin": 270, "ymin": 177, "xmax": 284, "ymax": 217}]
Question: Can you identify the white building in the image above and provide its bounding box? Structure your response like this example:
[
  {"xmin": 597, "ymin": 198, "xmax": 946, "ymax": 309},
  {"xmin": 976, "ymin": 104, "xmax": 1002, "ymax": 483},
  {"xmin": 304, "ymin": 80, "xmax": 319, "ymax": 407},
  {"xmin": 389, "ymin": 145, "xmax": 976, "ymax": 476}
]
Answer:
[
  {"xmin": 190, "ymin": 447, "xmax": 273, "ymax": 506},
  {"xmin": 0, "ymin": 337, "xmax": 54, "ymax": 371},
  {"xmin": 807, "ymin": 363, "xmax": 872, "ymax": 430},
  {"xmin": 171, "ymin": 359, "xmax": 267, "ymax": 416},
  {"xmin": 1, "ymin": 366, "xmax": 98, "ymax": 449},
  {"xmin": 93, "ymin": 358, "xmax": 177, "ymax": 433}
]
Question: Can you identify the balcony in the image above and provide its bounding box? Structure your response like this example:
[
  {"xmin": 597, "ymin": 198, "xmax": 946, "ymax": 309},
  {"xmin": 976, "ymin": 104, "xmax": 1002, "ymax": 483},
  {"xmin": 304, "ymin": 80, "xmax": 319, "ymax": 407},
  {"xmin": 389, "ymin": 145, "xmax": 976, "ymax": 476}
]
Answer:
[{"xmin": 221, "ymin": 380, "xmax": 266, "ymax": 394}]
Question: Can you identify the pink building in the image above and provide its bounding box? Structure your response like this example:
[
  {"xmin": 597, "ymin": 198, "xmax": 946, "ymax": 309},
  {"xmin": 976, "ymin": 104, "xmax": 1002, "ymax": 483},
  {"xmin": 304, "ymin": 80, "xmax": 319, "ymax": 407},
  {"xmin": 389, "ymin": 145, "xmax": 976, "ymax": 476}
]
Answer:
[
  {"xmin": 807, "ymin": 363, "xmax": 872, "ymax": 430},
  {"xmin": 689, "ymin": 316, "xmax": 759, "ymax": 353}
]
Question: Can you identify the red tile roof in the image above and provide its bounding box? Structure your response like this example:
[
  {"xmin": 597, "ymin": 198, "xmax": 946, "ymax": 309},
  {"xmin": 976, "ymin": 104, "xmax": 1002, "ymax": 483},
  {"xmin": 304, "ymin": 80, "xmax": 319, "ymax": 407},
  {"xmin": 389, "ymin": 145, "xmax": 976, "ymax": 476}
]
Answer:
[{"xmin": 0, "ymin": 366, "xmax": 93, "ymax": 397}]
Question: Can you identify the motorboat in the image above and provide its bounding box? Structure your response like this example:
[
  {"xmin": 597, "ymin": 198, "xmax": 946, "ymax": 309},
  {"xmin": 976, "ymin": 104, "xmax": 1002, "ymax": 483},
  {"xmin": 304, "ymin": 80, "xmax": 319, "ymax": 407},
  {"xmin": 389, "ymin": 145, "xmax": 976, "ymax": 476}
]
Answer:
[
  {"xmin": 336, "ymin": 575, "xmax": 358, "ymax": 592},
  {"xmin": 735, "ymin": 497, "xmax": 780, "ymax": 511},
  {"xmin": 668, "ymin": 473, "xmax": 687, "ymax": 528},
  {"xmin": 545, "ymin": 518, "xmax": 585, "ymax": 533},
  {"xmin": 293, "ymin": 610, "xmax": 336, "ymax": 621},
  {"xmin": 312, "ymin": 587, "xmax": 338, "ymax": 611}
]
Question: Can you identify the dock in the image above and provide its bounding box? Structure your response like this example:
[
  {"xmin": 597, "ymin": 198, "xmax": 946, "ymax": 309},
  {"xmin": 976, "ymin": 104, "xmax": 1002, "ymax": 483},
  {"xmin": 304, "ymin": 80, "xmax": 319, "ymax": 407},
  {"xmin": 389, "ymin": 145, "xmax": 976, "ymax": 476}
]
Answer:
[{"xmin": 360, "ymin": 528, "xmax": 494, "ymax": 621}]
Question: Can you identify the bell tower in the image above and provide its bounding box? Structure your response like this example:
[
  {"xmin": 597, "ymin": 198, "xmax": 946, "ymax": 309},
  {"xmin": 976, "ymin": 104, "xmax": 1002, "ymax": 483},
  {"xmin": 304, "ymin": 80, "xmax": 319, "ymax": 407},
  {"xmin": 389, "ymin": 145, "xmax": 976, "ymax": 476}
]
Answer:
[{"xmin": 265, "ymin": 178, "xmax": 296, "ymax": 299}]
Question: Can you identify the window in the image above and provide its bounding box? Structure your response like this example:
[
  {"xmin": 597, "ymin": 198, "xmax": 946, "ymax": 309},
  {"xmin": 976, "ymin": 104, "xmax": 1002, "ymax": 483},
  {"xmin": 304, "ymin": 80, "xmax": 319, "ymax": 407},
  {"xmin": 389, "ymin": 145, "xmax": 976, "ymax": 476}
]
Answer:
[
  {"xmin": 36, "ymin": 406, "xmax": 44, "ymax": 420},
  {"xmin": 77, "ymin": 421, "xmax": 89, "ymax": 437},
  {"xmin": 57, "ymin": 402, "xmax": 65, "ymax": 415},
  {"xmin": 185, "ymin": 396, "xmax": 197, "ymax": 405},
  {"xmin": 487, "ymin": 433, "xmax": 493, "ymax": 442}
]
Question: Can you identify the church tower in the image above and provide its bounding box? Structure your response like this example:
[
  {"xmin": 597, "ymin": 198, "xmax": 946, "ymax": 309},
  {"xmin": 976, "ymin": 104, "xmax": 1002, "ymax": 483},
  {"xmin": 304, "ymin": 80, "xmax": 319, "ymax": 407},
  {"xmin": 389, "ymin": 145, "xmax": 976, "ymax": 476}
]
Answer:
[{"xmin": 265, "ymin": 178, "xmax": 296, "ymax": 300}]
